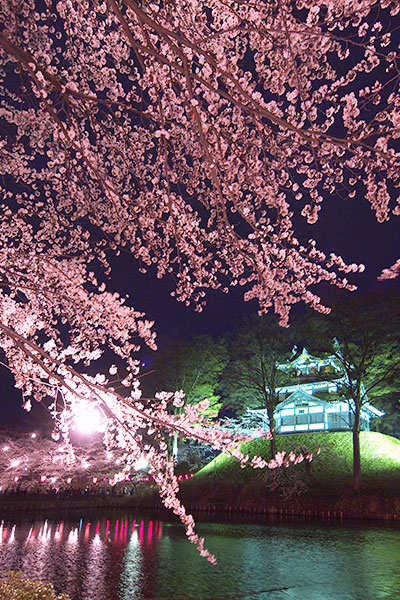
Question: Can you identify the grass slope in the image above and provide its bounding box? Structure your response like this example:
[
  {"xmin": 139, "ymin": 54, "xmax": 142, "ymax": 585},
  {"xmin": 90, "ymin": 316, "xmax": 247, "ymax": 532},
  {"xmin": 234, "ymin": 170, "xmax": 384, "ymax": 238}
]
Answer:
[{"xmin": 191, "ymin": 432, "xmax": 400, "ymax": 497}]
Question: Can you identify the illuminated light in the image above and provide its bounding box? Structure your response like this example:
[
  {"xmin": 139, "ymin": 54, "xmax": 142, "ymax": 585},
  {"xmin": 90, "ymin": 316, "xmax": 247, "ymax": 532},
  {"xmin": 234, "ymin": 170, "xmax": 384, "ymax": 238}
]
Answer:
[
  {"xmin": 145, "ymin": 476, "xmax": 149, "ymax": 482},
  {"xmin": 190, "ymin": 473, "xmax": 193, "ymax": 477},
  {"xmin": 31, "ymin": 433, "xmax": 37, "ymax": 438},
  {"xmin": 40, "ymin": 475, "xmax": 46, "ymax": 483},
  {"xmin": 178, "ymin": 475, "xmax": 182, "ymax": 481},
  {"xmin": 14, "ymin": 476, "xmax": 19, "ymax": 483},
  {"xmin": 72, "ymin": 402, "xmax": 106, "ymax": 435},
  {"xmin": 134, "ymin": 455, "xmax": 148, "ymax": 471},
  {"xmin": 66, "ymin": 477, "xmax": 72, "ymax": 484},
  {"xmin": 184, "ymin": 474, "xmax": 188, "ymax": 479},
  {"xmin": 92, "ymin": 476, "xmax": 98, "ymax": 484},
  {"xmin": 2, "ymin": 446, "xmax": 9, "ymax": 451}
]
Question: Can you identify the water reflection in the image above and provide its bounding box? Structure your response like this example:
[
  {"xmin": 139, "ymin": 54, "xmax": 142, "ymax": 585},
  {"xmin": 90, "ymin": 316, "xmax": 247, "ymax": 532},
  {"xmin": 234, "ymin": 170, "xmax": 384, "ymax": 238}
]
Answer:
[{"xmin": 0, "ymin": 514, "xmax": 399, "ymax": 600}]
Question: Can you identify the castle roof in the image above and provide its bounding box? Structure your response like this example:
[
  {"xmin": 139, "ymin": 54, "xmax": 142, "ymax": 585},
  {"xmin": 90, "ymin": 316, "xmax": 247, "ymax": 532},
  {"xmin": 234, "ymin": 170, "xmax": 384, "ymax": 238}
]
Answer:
[{"xmin": 277, "ymin": 347, "xmax": 341, "ymax": 373}]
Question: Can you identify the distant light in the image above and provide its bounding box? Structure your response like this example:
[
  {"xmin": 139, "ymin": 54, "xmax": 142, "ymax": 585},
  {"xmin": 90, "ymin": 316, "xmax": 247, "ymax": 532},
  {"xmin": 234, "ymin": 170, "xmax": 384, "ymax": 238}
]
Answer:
[
  {"xmin": 31, "ymin": 433, "xmax": 37, "ymax": 439},
  {"xmin": 66, "ymin": 477, "xmax": 72, "ymax": 484},
  {"xmin": 40, "ymin": 475, "xmax": 46, "ymax": 483},
  {"xmin": 10, "ymin": 459, "xmax": 20, "ymax": 468},
  {"xmin": 3, "ymin": 446, "xmax": 9, "ymax": 452},
  {"xmin": 134, "ymin": 456, "xmax": 148, "ymax": 471},
  {"xmin": 92, "ymin": 477, "xmax": 98, "ymax": 484},
  {"xmin": 14, "ymin": 476, "xmax": 19, "ymax": 483}
]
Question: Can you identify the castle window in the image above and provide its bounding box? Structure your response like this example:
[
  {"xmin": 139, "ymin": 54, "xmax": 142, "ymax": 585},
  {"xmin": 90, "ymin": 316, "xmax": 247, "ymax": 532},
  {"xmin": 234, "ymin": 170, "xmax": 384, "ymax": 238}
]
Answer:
[
  {"xmin": 296, "ymin": 414, "xmax": 308, "ymax": 425},
  {"xmin": 310, "ymin": 412, "xmax": 324, "ymax": 424}
]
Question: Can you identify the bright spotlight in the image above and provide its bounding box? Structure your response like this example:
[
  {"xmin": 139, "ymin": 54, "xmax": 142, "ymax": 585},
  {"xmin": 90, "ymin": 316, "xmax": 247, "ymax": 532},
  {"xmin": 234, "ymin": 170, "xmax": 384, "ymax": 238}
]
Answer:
[{"xmin": 72, "ymin": 403, "xmax": 105, "ymax": 435}]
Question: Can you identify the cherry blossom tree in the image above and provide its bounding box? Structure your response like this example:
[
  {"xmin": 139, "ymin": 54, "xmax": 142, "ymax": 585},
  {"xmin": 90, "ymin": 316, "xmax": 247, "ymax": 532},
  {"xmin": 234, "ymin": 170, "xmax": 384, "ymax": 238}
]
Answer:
[
  {"xmin": 0, "ymin": 430, "xmax": 145, "ymax": 491},
  {"xmin": 0, "ymin": 0, "xmax": 399, "ymax": 560}
]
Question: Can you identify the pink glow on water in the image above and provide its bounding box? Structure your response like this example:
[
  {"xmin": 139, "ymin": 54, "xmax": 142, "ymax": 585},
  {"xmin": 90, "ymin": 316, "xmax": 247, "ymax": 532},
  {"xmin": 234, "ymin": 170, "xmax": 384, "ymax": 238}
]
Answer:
[
  {"xmin": 84, "ymin": 523, "xmax": 91, "ymax": 541},
  {"xmin": 156, "ymin": 521, "xmax": 162, "ymax": 540},
  {"xmin": 114, "ymin": 520, "xmax": 119, "ymax": 541},
  {"xmin": 131, "ymin": 519, "xmax": 136, "ymax": 534},
  {"xmin": 55, "ymin": 522, "xmax": 64, "ymax": 540},
  {"xmin": 147, "ymin": 521, "xmax": 153, "ymax": 543},
  {"xmin": 139, "ymin": 520, "xmax": 144, "ymax": 543},
  {"xmin": 105, "ymin": 520, "xmax": 110, "ymax": 542},
  {"xmin": 95, "ymin": 521, "xmax": 100, "ymax": 536}
]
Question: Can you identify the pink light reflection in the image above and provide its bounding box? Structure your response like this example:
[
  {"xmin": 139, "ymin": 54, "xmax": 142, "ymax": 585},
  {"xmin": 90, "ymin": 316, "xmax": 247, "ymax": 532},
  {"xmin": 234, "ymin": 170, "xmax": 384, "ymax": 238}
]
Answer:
[
  {"xmin": 147, "ymin": 521, "xmax": 153, "ymax": 543},
  {"xmin": 139, "ymin": 520, "xmax": 144, "ymax": 543},
  {"xmin": 114, "ymin": 520, "xmax": 119, "ymax": 541},
  {"xmin": 105, "ymin": 519, "xmax": 110, "ymax": 542}
]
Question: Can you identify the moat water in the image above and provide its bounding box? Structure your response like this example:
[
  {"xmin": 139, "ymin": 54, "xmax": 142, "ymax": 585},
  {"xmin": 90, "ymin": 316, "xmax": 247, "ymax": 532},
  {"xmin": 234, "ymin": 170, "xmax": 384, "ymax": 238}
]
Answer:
[{"xmin": 0, "ymin": 511, "xmax": 399, "ymax": 599}]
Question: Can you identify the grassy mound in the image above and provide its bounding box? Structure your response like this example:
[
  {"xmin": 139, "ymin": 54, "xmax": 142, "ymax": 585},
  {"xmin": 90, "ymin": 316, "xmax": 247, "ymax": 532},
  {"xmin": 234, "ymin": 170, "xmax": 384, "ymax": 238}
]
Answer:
[{"xmin": 189, "ymin": 432, "xmax": 400, "ymax": 498}]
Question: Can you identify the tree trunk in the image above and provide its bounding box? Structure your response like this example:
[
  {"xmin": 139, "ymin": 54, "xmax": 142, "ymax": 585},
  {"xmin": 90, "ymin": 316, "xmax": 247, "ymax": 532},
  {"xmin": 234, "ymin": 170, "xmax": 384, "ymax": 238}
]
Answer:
[
  {"xmin": 352, "ymin": 408, "xmax": 361, "ymax": 491},
  {"xmin": 266, "ymin": 405, "xmax": 277, "ymax": 460}
]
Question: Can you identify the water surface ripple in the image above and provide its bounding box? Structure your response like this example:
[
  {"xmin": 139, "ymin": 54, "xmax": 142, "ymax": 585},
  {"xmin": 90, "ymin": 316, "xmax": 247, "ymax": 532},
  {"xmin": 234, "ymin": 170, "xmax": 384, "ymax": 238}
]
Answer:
[{"xmin": 0, "ymin": 513, "xmax": 399, "ymax": 600}]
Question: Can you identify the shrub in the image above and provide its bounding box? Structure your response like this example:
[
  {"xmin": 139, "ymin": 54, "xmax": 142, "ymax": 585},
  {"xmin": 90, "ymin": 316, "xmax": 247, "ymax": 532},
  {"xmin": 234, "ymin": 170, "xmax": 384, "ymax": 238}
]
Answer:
[{"xmin": 0, "ymin": 571, "xmax": 71, "ymax": 600}]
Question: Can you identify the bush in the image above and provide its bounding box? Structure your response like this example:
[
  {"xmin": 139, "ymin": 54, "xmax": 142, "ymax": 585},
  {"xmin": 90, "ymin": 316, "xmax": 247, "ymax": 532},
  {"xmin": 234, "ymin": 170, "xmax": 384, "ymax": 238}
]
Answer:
[{"xmin": 0, "ymin": 571, "xmax": 71, "ymax": 600}]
